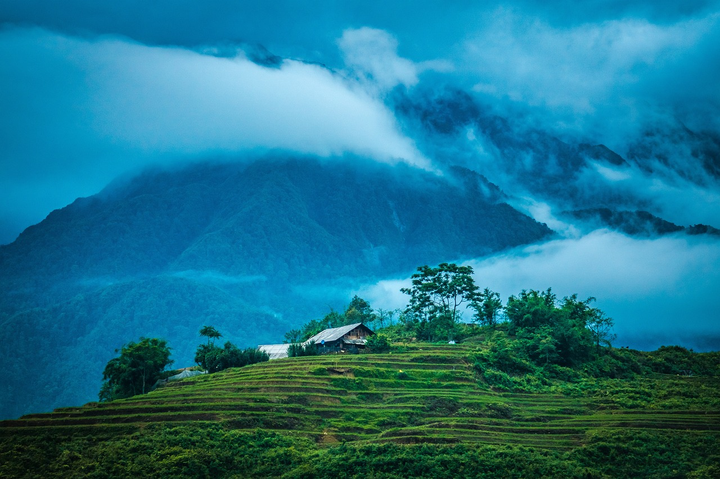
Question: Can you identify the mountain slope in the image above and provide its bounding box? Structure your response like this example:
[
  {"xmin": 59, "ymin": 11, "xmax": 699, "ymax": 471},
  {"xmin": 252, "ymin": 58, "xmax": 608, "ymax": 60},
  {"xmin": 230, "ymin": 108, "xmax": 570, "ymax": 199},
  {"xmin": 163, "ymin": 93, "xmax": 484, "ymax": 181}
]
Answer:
[
  {"xmin": 1, "ymin": 342, "xmax": 718, "ymax": 477},
  {"xmin": 0, "ymin": 156, "xmax": 552, "ymax": 419}
]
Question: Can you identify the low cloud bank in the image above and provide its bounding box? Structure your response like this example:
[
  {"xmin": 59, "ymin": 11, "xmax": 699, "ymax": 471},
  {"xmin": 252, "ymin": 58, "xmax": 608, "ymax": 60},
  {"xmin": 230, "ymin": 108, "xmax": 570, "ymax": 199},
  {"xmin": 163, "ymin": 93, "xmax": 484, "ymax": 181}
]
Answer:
[
  {"xmin": 360, "ymin": 231, "xmax": 720, "ymax": 351},
  {"xmin": 0, "ymin": 27, "xmax": 429, "ymax": 243}
]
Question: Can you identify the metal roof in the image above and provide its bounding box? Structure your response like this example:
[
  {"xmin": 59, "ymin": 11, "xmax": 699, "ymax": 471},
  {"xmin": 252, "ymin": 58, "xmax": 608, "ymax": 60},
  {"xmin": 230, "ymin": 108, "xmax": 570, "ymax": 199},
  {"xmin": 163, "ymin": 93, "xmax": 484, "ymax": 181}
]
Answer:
[
  {"xmin": 258, "ymin": 343, "xmax": 290, "ymax": 359},
  {"xmin": 168, "ymin": 369, "xmax": 205, "ymax": 381},
  {"xmin": 306, "ymin": 323, "xmax": 367, "ymax": 344}
]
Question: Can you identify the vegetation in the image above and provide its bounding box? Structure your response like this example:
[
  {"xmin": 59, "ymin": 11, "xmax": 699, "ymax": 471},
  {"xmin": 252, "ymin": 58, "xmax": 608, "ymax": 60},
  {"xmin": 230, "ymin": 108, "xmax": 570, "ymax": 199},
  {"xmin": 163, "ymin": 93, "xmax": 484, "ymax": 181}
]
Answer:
[
  {"xmin": 99, "ymin": 337, "xmax": 173, "ymax": 401},
  {"xmin": 287, "ymin": 295, "xmax": 379, "ymax": 342},
  {"xmin": 365, "ymin": 333, "xmax": 392, "ymax": 353},
  {"xmin": 2, "ymin": 264, "xmax": 718, "ymax": 476},
  {"xmin": 287, "ymin": 342, "xmax": 319, "ymax": 357},
  {"xmin": 2, "ymin": 340, "xmax": 718, "ymax": 478},
  {"xmin": 401, "ymin": 263, "xmax": 480, "ymax": 341},
  {"xmin": 0, "ymin": 159, "xmax": 552, "ymax": 419},
  {"xmin": 194, "ymin": 327, "xmax": 269, "ymax": 373}
]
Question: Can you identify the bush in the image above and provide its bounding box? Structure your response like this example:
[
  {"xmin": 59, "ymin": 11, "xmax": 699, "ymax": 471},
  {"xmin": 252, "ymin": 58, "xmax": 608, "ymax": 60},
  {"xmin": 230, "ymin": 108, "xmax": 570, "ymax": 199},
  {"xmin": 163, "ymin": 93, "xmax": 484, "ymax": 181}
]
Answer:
[
  {"xmin": 365, "ymin": 334, "xmax": 392, "ymax": 353},
  {"xmin": 196, "ymin": 342, "xmax": 269, "ymax": 373},
  {"xmin": 288, "ymin": 342, "xmax": 318, "ymax": 357},
  {"xmin": 482, "ymin": 369, "xmax": 515, "ymax": 390}
]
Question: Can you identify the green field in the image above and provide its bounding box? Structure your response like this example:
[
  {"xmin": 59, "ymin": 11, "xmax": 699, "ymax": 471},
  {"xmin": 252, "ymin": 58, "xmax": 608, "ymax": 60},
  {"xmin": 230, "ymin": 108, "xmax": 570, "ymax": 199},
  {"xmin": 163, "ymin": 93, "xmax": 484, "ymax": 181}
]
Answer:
[{"xmin": 2, "ymin": 342, "xmax": 719, "ymax": 478}]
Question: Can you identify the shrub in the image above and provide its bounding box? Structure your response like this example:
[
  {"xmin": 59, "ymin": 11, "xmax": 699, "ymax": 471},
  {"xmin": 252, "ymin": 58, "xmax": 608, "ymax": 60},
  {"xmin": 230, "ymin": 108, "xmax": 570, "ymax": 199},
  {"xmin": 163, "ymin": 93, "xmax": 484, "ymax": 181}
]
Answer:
[
  {"xmin": 365, "ymin": 334, "xmax": 392, "ymax": 353},
  {"xmin": 288, "ymin": 342, "xmax": 318, "ymax": 357}
]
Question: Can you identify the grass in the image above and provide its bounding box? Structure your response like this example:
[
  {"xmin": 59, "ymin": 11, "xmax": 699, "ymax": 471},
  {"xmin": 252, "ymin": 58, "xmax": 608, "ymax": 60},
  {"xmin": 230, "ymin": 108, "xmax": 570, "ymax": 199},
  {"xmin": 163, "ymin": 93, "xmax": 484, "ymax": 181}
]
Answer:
[
  {"xmin": 2, "ymin": 344, "xmax": 718, "ymax": 448},
  {"xmin": 1, "ymin": 342, "xmax": 719, "ymax": 477}
]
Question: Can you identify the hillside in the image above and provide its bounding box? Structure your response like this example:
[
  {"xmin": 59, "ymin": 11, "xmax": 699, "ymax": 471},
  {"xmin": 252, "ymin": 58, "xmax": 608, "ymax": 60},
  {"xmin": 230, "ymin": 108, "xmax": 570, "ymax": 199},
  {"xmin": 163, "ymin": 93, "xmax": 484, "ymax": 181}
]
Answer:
[
  {"xmin": 1, "ymin": 341, "xmax": 719, "ymax": 478},
  {"xmin": 0, "ymin": 157, "xmax": 552, "ymax": 420}
]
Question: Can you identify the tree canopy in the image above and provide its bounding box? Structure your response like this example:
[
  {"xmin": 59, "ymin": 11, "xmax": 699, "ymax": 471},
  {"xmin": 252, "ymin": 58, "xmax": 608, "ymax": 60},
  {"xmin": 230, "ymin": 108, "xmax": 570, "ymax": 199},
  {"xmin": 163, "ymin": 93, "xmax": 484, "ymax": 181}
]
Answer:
[
  {"xmin": 99, "ymin": 337, "xmax": 173, "ymax": 401},
  {"xmin": 199, "ymin": 325, "xmax": 222, "ymax": 345},
  {"xmin": 400, "ymin": 263, "xmax": 482, "ymax": 341},
  {"xmin": 194, "ymin": 327, "xmax": 269, "ymax": 373}
]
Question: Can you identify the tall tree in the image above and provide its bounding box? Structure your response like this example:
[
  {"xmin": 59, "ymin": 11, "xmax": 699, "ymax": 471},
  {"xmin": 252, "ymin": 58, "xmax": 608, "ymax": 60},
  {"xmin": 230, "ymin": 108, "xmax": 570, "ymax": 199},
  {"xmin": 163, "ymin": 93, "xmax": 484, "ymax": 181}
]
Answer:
[
  {"xmin": 401, "ymin": 263, "xmax": 479, "ymax": 340},
  {"xmin": 586, "ymin": 308, "xmax": 616, "ymax": 353},
  {"xmin": 99, "ymin": 337, "xmax": 173, "ymax": 401},
  {"xmin": 472, "ymin": 288, "xmax": 503, "ymax": 328},
  {"xmin": 345, "ymin": 295, "xmax": 376, "ymax": 325},
  {"xmin": 199, "ymin": 325, "xmax": 222, "ymax": 345}
]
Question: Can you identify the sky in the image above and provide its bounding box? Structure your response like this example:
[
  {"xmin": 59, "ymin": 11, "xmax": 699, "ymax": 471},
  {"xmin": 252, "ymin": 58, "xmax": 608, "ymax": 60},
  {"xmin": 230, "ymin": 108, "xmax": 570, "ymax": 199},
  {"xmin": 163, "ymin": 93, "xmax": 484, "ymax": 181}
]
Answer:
[{"xmin": 1, "ymin": 0, "xmax": 719, "ymax": 348}]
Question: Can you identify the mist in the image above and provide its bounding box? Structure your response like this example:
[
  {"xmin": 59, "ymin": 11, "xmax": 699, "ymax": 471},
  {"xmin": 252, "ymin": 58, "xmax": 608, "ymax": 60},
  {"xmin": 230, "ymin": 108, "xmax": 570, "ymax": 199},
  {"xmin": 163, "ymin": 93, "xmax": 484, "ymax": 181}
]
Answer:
[
  {"xmin": 359, "ymin": 231, "xmax": 720, "ymax": 351},
  {"xmin": 2, "ymin": 1, "xmax": 719, "ymax": 348},
  {"xmin": 0, "ymin": 27, "xmax": 429, "ymax": 243}
]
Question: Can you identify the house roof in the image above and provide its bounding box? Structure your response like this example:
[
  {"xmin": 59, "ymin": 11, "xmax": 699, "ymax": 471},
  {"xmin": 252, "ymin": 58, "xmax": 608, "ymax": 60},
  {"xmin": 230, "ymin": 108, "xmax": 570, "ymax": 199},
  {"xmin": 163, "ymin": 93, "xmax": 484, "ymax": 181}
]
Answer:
[
  {"xmin": 168, "ymin": 369, "xmax": 205, "ymax": 381},
  {"xmin": 306, "ymin": 323, "xmax": 371, "ymax": 344},
  {"xmin": 258, "ymin": 344, "xmax": 290, "ymax": 359}
]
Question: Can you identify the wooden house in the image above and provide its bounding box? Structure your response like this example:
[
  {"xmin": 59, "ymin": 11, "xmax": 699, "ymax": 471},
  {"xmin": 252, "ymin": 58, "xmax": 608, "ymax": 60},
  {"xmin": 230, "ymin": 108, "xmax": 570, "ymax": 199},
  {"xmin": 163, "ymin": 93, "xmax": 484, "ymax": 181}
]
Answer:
[
  {"xmin": 259, "ymin": 322, "xmax": 374, "ymax": 359},
  {"xmin": 305, "ymin": 322, "xmax": 374, "ymax": 354}
]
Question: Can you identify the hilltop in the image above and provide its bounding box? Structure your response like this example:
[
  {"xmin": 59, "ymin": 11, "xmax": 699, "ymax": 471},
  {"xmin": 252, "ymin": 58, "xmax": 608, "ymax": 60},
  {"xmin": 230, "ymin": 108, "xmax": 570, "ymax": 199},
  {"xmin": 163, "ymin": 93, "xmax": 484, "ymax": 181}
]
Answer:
[{"xmin": 1, "ymin": 338, "xmax": 718, "ymax": 478}]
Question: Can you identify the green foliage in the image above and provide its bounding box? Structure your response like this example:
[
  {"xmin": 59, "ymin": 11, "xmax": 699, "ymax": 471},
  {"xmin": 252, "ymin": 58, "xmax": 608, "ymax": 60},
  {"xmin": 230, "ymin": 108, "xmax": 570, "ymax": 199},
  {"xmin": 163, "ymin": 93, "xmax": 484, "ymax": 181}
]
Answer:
[
  {"xmin": 505, "ymin": 288, "xmax": 558, "ymax": 332},
  {"xmin": 194, "ymin": 327, "xmax": 269, "ymax": 373},
  {"xmin": 3, "ymin": 425, "xmax": 718, "ymax": 479},
  {"xmin": 472, "ymin": 287, "xmax": 503, "ymax": 327},
  {"xmin": 365, "ymin": 333, "xmax": 392, "ymax": 353},
  {"xmin": 291, "ymin": 296, "xmax": 378, "ymax": 342},
  {"xmin": 2, "ymin": 341, "xmax": 719, "ymax": 478},
  {"xmin": 501, "ymin": 290, "xmax": 613, "ymax": 367},
  {"xmin": 345, "ymin": 295, "xmax": 377, "ymax": 325},
  {"xmin": 288, "ymin": 342, "xmax": 318, "ymax": 357},
  {"xmin": 401, "ymin": 263, "xmax": 480, "ymax": 342},
  {"xmin": 100, "ymin": 337, "xmax": 173, "ymax": 401},
  {"xmin": 198, "ymin": 325, "xmax": 221, "ymax": 344}
]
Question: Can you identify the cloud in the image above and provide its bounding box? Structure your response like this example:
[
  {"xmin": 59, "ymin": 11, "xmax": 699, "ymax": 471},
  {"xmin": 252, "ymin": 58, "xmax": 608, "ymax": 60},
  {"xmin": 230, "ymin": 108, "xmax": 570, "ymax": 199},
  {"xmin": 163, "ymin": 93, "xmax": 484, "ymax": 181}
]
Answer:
[
  {"xmin": 459, "ymin": 8, "xmax": 720, "ymax": 143},
  {"xmin": 338, "ymin": 27, "xmax": 420, "ymax": 91},
  {"xmin": 0, "ymin": 27, "xmax": 430, "ymax": 242},
  {"xmin": 463, "ymin": 10, "xmax": 716, "ymax": 110},
  {"xmin": 338, "ymin": 27, "xmax": 453, "ymax": 94},
  {"xmin": 361, "ymin": 231, "xmax": 720, "ymax": 350}
]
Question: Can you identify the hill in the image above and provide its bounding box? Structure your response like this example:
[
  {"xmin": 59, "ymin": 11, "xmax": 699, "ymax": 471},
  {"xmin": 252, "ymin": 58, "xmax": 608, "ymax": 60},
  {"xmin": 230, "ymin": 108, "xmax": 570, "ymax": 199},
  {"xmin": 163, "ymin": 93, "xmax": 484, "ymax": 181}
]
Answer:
[
  {"xmin": 0, "ymin": 157, "xmax": 552, "ymax": 419},
  {"xmin": 1, "ymin": 340, "xmax": 718, "ymax": 478}
]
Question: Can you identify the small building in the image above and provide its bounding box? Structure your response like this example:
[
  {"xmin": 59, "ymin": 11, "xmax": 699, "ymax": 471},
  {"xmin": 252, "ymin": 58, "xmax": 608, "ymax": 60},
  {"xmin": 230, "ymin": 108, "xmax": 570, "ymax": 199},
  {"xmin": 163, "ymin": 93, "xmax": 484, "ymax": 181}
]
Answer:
[
  {"xmin": 258, "ymin": 343, "xmax": 293, "ymax": 360},
  {"xmin": 258, "ymin": 322, "xmax": 374, "ymax": 360},
  {"xmin": 306, "ymin": 322, "xmax": 374, "ymax": 354}
]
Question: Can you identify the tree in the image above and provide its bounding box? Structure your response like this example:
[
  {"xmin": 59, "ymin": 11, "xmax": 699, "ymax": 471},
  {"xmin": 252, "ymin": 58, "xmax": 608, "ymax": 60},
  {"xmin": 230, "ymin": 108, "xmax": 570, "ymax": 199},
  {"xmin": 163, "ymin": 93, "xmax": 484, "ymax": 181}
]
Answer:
[
  {"xmin": 472, "ymin": 288, "xmax": 503, "ymax": 328},
  {"xmin": 401, "ymin": 263, "xmax": 480, "ymax": 341},
  {"xmin": 524, "ymin": 325, "xmax": 559, "ymax": 365},
  {"xmin": 194, "ymin": 327, "xmax": 269, "ymax": 373},
  {"xmin": 199, "ymin": 325, "xmax": 222, "ymax": 345},
  {"xmin": 375, "ymin": 309, "xmax": 397, "ymax": 328},
  {"xmin": 505, "ymin": 289, "xmax": 557, "ymax": 333},
  {"xmin": 99, "ymin": 337, "xmax": 173, "ymax": 401},
  {"xmin": 199, "ymin": 342, "xmax": 270, "ymax": 373},
  {"xmin": 402, "ymin": 263, "xmax": 479, "ymax": 323},
  {"xmin": 365, "ymin": 334, "xmax": 392, "ymax": 353},
  {"xmin": 345, "ymin": 295, "xmax": 376, "ymax": 325},
  {"xmin": 283, "ymin": 329, "xmax": 302, "ymax": 343},
  {"xmin": 586, "ymin": 308, "xmax": 616, "ymax": 353},
  {"xmin": 288, "ymin": 342, "xmax": 318, "ymax": 357}
]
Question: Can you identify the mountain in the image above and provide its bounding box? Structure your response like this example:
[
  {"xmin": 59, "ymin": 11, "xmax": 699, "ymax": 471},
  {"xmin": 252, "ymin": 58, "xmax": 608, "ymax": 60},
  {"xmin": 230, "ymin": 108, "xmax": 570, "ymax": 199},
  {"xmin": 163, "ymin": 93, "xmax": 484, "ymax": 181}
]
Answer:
[
  {"xmin": 393, "ymin": 88, "xmax": 720, "ymax": 232},
  {"xmin": 0, "ymin": 156, "xmax": 552, "ymax": 419},
  {"xmin": 564, "ymin": 208, "xmax": 720, "ymax": 237}
]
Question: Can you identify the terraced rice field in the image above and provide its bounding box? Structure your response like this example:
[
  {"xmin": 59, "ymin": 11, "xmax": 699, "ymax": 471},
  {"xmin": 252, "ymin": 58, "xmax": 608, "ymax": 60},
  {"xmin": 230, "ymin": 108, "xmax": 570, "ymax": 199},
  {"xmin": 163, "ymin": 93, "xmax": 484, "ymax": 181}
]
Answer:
[{"xmin": 2, "ymin": 343, "xmax": 718, "ymax": 451}]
